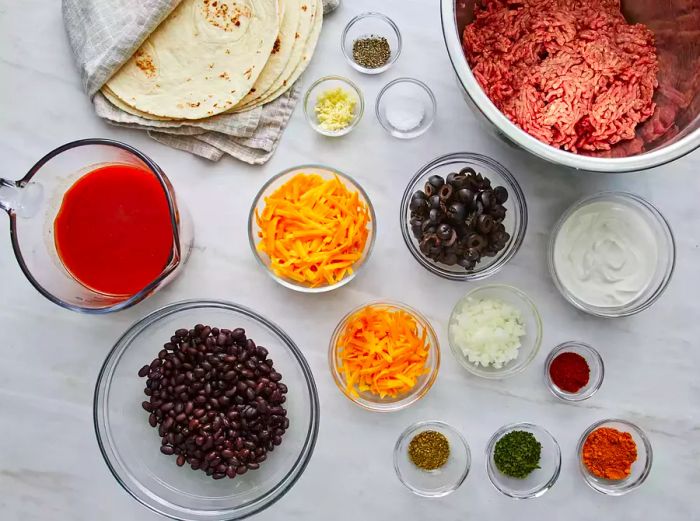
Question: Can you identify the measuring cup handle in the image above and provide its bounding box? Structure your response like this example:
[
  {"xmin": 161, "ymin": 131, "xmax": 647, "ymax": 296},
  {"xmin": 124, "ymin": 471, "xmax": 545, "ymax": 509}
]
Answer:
[{"xmin": 0, "ymin": 178, "xmax": 43, "ymax": 218}]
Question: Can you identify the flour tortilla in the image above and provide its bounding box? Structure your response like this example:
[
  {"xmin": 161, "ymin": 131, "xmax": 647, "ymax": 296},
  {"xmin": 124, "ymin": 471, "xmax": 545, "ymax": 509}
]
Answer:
[
  {"xmin": 233, "ymin": 0, "xmax": 319, "ymax": 111},
  {"xmin": 243, "ymin": 0, "xmax": 322, "ymax": 109},
  {"xmin": 234, "ymin": 0, "xmax": 303, "ymax": 108},
  {"xmin": 105, "ymin": 0, "xmax": 279, "ymax": 120},
  {"xmin": 101, "ymin": 85, "xmax": 175, "ymax": 120}
]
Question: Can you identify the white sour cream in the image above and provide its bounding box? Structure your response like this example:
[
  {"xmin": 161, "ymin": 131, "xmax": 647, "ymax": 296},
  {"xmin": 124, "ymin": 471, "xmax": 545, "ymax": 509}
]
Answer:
[{"xmin": 553, "ymin": 200, "xmax": 658, "ymax": 308}]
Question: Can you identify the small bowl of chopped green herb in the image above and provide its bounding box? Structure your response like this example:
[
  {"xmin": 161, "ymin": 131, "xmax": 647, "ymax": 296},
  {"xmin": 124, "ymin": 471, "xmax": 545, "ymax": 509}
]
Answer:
[
  {"xmin": 341, "ymin": 12, "xmax": 402, "ymax": 74},
  {"xmin": 304, "ymin": 75, "xmax": 364, "ymax": 137},
  {"xmin": 448, "ymin": 285, "xmax": 543, "ymax": 379},
  {"xmin": 393, "ymin": 420, "xmax": 471, "ymax": 498},
  {"xmin": 486, "ymin": 422, "xmax": 561, "ymax": 499}
]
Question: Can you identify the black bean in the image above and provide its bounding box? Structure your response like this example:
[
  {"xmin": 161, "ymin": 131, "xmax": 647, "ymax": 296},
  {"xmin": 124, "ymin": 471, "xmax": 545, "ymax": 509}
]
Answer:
[{"xmin": 160, "ymin": 445, "xmax": 174, "ymax": 455}]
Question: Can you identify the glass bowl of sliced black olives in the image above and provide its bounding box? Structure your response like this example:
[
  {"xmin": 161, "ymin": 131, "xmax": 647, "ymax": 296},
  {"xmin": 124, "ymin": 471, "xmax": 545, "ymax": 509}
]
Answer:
[{"xmin": 400, "ymin": 153, "xmax": 527, "ymax": 280}]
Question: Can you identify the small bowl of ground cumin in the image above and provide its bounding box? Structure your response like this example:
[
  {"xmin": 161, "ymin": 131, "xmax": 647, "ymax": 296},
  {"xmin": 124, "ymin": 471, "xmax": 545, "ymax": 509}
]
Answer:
[
  {"xmin": 577, "ymin": 419, "xmax": 653, "ymax": 495},
  {"xmin": 393, "ymin": 420, "xmax": 471, "ymax": 497}
]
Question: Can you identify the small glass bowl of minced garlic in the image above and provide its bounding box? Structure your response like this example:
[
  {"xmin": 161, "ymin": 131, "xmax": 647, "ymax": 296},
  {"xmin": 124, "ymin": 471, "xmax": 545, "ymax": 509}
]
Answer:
[
  {"xmin": 304, "ymin": 76, "xmax": 364, "ymax": 137},
  {"xmin": 393, "ymin": 421, "xmax": 471, "ymax": 497}
]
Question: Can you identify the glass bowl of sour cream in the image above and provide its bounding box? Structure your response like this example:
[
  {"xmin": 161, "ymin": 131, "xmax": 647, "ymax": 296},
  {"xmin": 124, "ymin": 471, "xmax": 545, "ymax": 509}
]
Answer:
[{"xmin": 548, "ymin": 192, "xmax": 675, "ymax": 318}]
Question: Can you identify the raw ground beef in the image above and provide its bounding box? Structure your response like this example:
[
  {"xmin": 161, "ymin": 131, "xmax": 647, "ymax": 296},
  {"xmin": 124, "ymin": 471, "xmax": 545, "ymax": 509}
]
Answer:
[{"xmin": 463, "ymin": 0, "xmax": 659, "ymax": 153}]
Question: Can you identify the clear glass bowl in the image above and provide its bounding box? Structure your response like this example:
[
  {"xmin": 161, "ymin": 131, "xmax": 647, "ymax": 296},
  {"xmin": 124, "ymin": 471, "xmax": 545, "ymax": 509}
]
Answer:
[
  {"xmin": 486, "ymin": 422, "xmax": 561, "ymax": 499},
  {"xmin": 341, "ymin": 12, "xmax": 402, "ymax": 74},
  {"xmin": 548, "ymin": 192, "xmax": 675, "ymax": 317},
  {"xmin": 248, "ymin": 165, "xmax": 376, "ymax": 293},
  {"xmin": 448, "ymin": 285, "xmax": 542, "ymax": 379},
  {"xmin": 303, "ymin": 76, "xmax": 364, "ymax": 137},
  {"xmin": 393, "ymin": 421, "xmax": 470, "ymax": 497},
  {"xmin": 376, "ymin": 78, "xmax": 437, "ymax": 139},
  {"xmin": 94, "ymin": 300, "xmax": 320, "ymax": 521},
  {"xmin": 577, "ymin": 419, "xmax": 653, "ymax": 496},
  {"xmin": 329, "ymin": 301, "xmax": 440, "ymax": 412},
  {"xmin": 544, "ymin": 341, "xmax": 604, "ymax": 401},
  {"xmin": 400, "ymin": 152, "xmax": 527, "ymax": 281}
]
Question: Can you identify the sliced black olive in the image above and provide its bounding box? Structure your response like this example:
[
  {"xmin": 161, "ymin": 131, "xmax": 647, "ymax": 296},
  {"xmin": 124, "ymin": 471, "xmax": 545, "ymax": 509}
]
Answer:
[
  {"xmin": 411, "ymin": 224, "xmax": 422, "ymax": 239},
  {"xmin": 482, "ymin": 248, "xmax": 497, "ymax": 258},
  {"xmin": 477, "ymin": 214, "xmax": 495, "ymax": 234},
  {"xmin": 428, "ymin": 195, "xmax": 441, "ymax": 209},
  {"xmin": 459, "ymin": 167, "xmax": 476, "ymax": 177},
  {"xmin": 457, "ymin": 188, "xmax": 475, "ymax": 204},
  {"xmin": 464, "ymin": 247, "xmax": 480, "ymax": 262},
  {"xmin": 466, "ymin": 232, "xmax": 487, "ymax": 251},
  {"xmin": 494, "ymin": 186, "xmax": 509, "ymax": 204},
  {"xmin": 458, "ymin": 257, "xmax": 476, "ymax": 270},
  {"xmin": 479, "ymin": 189, "xmax": 494, "ymax": 209},
  {"xmin": 439, "ymin": 184, "xmax": 454, "ymax": 202},
  {"xmin": 427, "ymin": 175, "xmax": 445, "ymax": 190},
  {"xmin": 428, "ymin": 208, "xmax": 442, "ymax": 224},
  {"xmin": 490, "ymin": 204, "xmax": 507, "ymax": 221},
  {"xmin": 437, "ymin": 223, "xmax": 453, "ymax": 241},
  {"xmin": 424, "ymin": 183, "xmax": 435, "ymax": 197},
  {"xmin": 447, "ymin": 202, "xmax": 467, "ymax": 223}
]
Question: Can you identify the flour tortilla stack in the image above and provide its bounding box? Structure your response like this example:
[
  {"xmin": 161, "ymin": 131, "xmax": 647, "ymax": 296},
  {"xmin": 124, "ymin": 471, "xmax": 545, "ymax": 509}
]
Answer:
[
  {"xmin": 233, "ymin": 0, "xmax": 305, "ymax": 108},
  {"xmin": 104, "ymin": 0, "xmax": 280, "ymax": 120},
  {"xmin": 233, "ymin": 0, "xmax": 321, "ymax": 111}
]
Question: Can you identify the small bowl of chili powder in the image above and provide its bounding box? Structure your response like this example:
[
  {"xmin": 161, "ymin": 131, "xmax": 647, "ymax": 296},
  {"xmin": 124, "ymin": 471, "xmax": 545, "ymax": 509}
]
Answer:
[
  {"xmin": 544, "ymin": 341, "xmax": 604, "ymax": 402},
  {"xmin": 577, "ymin": 419, "xmax": 653, "ymax": 495}
]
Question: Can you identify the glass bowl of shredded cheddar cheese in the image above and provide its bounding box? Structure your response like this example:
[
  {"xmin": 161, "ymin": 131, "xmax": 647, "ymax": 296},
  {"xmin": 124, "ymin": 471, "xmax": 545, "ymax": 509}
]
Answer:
[
  {"xmin": 304, "ymin": 76, "xmax": 364, "ymax": 136},
  {"xmin": 329, "ymin": 301, "xmax": 440, "ymax": 412},
  {"xmin": 249, "ymin": 165, "xmax": 376, "ymax": 293}
]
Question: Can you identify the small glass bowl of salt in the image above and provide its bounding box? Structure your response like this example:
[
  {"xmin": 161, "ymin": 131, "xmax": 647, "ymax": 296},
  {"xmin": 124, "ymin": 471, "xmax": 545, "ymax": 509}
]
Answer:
[{"xmin": 376, "ymin": 78, "xmax": 436, "ymax": 139}]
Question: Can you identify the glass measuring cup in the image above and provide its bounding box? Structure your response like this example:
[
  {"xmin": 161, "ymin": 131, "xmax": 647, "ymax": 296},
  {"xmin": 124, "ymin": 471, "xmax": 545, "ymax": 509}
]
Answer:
[{"xmin": 0, "ymin": 139, "xmax": 193, "ymax": 313}]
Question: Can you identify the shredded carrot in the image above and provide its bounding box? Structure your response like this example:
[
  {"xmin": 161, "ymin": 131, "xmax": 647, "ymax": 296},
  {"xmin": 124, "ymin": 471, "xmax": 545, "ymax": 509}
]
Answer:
[
  {"xmin": 256, "ymin": 173, "xmax": 371, "ymax": 287},
  {"xmin": 336, "ymin": 305, "xmax": 431, "ymax": 399}
]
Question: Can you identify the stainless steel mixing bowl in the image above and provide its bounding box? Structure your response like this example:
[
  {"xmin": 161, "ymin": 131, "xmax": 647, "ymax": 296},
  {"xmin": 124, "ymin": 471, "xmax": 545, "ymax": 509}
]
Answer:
[{"xmin": 441, "ymin": 0, "xmax": 700, "ymax": 172}]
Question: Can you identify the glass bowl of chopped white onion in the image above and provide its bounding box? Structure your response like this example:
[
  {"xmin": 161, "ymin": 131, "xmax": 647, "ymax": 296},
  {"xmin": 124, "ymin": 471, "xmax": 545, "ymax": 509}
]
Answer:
[
  {"xmin": 448, "ymin": 285, "xmax": 542, "ymax": 379},
  {"xmin": 303, "ymin": 76, "xmax": 364, "ymax": 137}
]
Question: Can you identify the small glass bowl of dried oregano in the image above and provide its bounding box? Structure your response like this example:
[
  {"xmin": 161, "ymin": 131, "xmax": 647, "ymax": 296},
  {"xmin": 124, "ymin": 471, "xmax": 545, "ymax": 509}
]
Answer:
[
  {"xmin": 486, "ymin": 422, "xmax": 561, "ymax": 499},
  {"xmin": 393, "ymin": 420, "xmax": 471, "ymax": 497},
  {"xmin": 341, "ymin": 12, "xmax": 402, "ymax": 75}
]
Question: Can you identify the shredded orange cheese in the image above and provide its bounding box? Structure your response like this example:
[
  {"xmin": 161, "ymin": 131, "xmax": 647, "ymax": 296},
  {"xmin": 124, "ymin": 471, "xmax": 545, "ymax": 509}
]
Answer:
[
  {"xmin": 255, "ymin": 173, "xmax": 371, "ymax": 287},
  {"xmin": 336, "ymin": 306, "xmax": 431, "ymax": 399}
]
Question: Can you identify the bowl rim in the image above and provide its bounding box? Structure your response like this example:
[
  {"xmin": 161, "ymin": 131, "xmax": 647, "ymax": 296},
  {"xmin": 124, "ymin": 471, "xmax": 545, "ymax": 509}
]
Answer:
[
  {"xmin": 328, "ymin": 300, "xmax": 441, "ymax": 412},
  {"xmin": 93, "ymin": 299, "xmax": 321, "ymax": 521},
  {"xmin": 543, "ymin": 341, "xmax": 605, "ymax": 402},
  {"xmin": 303, "ymin": 75, "xmax": 365, "ymax": 136},
  {"xmin": 400, "ymin": 152, "xmax": 528, "ymax": 281},
  {"xmin": 439, "ymin": 0, "xmax": 700, "ymax": 173},
  {"xmin": 393, "ymin": 420, "xmax": 471, "ymax": 497},
  {"xmin": 375, "ymin": 77, "xmax": 437, "ymax": 139},
  {"xmin": 341, "ymin": 12, "xmax": 403, "ymax": 74},
  {"xmin": 547, "ymin": 191, "xmax": 676, "ymax": 317},
  {"xmin": 247, "ymin": 164, "xmax": 377, "ymax": 293},
  {"xmin": 448, "ymin": 284, "xmax": 543, "ymax": 379},
  {"xmin": 485, "ymin": 421, "xmax": 562, "ymax": 499},
  {"xmin": 576, "ymin": 418, "xmax": 653, "ymax": 495}
]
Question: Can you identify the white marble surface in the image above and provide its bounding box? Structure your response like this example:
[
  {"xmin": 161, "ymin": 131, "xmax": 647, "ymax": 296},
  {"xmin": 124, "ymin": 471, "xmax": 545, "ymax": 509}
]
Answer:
[{"xmin": 1, "ymin": 1, "xmax": 699, "ymax": 520}]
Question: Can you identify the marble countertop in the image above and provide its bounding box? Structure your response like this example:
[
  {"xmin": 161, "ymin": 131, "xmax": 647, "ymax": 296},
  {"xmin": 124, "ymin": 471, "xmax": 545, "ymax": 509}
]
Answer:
[{"xmin": 1, "ymin": 1, "xmax": 699, "ymax": 520}]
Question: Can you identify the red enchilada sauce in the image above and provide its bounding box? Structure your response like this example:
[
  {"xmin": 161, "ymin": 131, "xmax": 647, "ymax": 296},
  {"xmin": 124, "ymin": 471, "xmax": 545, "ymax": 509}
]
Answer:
[{"xmin": 54, "ymin": 164, "xmax": 174, "ymax": 296}]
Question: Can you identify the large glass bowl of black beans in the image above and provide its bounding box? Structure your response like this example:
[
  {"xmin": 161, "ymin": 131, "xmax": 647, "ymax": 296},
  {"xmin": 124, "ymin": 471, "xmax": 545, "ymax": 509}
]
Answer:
[
  {"xmin": 400, "ymin": 153, "xmax": 527, "ymax": 280},
  {"xmin": 94, "ymin": 300, "xmax": 320, "ymax": 521}
]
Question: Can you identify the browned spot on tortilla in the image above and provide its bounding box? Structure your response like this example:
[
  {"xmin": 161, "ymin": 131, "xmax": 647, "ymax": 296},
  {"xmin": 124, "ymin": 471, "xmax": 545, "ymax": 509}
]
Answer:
[
  {"xmin": 244, "ymin": 67, "xmax": 253, "ymax": 80},
  {"xmin": 188, "ymin": 101, "xmax": 201, "ymax": 108},
  {"xmin": 135, "ymin": 50, "xmax": 157, "ymax": 78},
  {"xmin": 272, "ymin": 38, "xmax": 281, "ymax": 54},
  {"xmin": 251, "ymin": 88, "xmax": 256, "ymax": 93},
  {"xmin": 219, "ymin": 71, "xmax": 230, "ymax": 80},
  {"xmin": 209, "ymin": 63, "xmax": 214, "ymax": 69},
  {"xmin": 177, "ymin": 103, "xmax": 184, "ymax": 109},
  {"xmin": 295, "ymin": 32, "xmax": 300, "ymax": 39},
  {"xmin": 302, "ymin": 4, "xmax": 308, "ymax": 11},
  {"xmin": 225, "ymin": 49, "xmax": 231, "ymax": 55}
]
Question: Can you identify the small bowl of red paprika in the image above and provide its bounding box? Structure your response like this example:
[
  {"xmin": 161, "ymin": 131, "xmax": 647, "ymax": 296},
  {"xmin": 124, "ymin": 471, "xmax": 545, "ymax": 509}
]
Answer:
[{"xmin": 544, "ymin": 342, "xmax": 604, "ymax": 402}]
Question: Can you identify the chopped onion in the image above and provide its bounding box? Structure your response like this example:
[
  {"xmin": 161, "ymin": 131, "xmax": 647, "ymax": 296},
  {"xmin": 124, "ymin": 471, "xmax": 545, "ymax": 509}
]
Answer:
[{"xmin": 450, "ymin": 297, "xmax": 526, "ymax": 368}]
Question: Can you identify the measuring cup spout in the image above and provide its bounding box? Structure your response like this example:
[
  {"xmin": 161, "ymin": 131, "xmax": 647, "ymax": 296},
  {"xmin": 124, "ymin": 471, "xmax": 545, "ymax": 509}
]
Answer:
[{"xmin": 0, "ymin": 178, "xmax": 43, "ymax": 218}]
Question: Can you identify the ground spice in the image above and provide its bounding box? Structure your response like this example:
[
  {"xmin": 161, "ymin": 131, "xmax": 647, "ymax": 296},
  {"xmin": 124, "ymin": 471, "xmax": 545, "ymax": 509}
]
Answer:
[
  {"xmin": 494, "ymin": 430, "xmax": 541, "ymax": 479},
  {"xmin": 549, "ymin": 352, "xmax": 590, "ymax": 393},
  {"xmin": 582, "ymin": 427, "xmax": 637, "ymax": 480},
  {"xmin": 352, "ymin": 36, "xmax": 391, "ymax": 69},
  {"xmin": 408, "ymin": 430, "xmax": 450, "ymax": 471}
]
